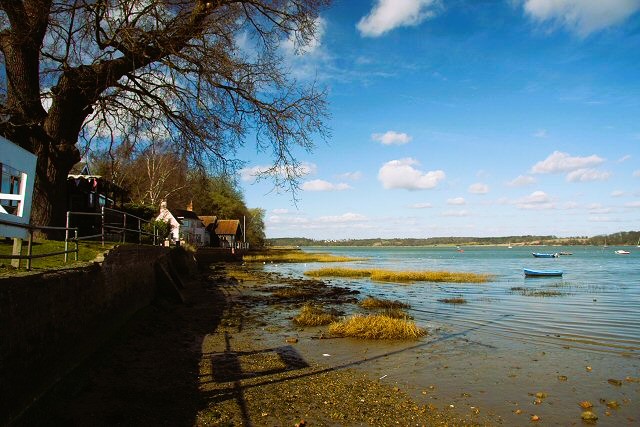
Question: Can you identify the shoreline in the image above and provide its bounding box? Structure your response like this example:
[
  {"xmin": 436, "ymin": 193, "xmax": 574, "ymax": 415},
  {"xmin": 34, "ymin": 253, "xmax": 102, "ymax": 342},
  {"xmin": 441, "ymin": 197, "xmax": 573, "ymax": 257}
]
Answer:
[
  {"xmin": 20, "ymin": 260, "xmax": 639, "ymax": 426},
  {"xmin": 20, "ymin": 263, "xmax": 492, "ymax": 426}
]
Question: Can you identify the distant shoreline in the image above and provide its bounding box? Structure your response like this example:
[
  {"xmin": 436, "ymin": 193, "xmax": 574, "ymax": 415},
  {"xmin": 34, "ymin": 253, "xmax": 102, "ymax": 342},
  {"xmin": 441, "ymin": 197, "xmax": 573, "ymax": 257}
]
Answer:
[{"xmin": 267, "ymin": 231, "xmax": 639, "ymax": 248}]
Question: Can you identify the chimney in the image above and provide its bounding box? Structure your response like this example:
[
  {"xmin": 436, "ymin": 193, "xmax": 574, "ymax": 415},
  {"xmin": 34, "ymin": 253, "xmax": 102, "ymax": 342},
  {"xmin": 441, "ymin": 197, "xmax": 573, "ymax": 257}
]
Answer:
[
  {"xmin": 186, "ymin": 200, "xmax": 193, "ymax": 211},
  {"xmin": 160, "ymin": 200, "xmax": 167, "ymax": 211}
]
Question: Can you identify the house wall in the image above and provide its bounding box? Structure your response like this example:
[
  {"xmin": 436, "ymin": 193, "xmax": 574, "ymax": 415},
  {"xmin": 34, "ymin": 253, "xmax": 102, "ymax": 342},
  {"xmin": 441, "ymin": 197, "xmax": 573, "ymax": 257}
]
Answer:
[
  {"xmin": 0, "ymin": 245, "xmax": 188, "ymax": 425},
  {"xmin": 156, "ymin": 207, "xmax": 181, "ymax": 242}
]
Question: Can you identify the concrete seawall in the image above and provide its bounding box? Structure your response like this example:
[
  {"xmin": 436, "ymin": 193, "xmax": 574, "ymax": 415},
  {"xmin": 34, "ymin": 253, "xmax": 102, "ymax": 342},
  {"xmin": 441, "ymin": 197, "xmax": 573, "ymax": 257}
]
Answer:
[{"xmin": 0, "ymin": 245, "xmax": 193, "ymax": 425}]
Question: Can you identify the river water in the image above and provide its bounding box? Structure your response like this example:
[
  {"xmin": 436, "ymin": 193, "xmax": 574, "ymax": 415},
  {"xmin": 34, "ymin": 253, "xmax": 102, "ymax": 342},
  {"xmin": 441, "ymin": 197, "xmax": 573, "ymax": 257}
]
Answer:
[{"xmin": 262, "ymin": 246, "xmax": 640, "ymax": 425}]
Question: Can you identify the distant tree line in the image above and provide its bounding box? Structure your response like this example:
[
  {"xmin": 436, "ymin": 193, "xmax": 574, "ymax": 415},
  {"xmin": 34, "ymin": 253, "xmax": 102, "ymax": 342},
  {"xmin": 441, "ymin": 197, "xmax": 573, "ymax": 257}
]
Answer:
[{"xmin": 268, "ymin": 232, "xmax": 640, "ymax": 247}]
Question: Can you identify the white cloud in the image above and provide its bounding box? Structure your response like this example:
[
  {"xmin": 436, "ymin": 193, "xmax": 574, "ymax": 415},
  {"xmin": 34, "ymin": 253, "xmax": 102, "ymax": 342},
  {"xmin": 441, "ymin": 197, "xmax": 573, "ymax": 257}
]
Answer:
[
  {"xmin": 378, "ymin": 158, "xmax": 445, "ymax": 190},
  {"xmin": 302, "ymin": 179, "xmax": 352, "ymax": 191},
  {"xmin": 338, "ymin": 171, "xmax": 363, "ymax": 181},
  {"xmin": 447, "ymin": 197, "xmax": 466, "ymax": 205},
  {"xmin": 372, "ymin": 130, "xmax": 412, "ymax": 145},
  {"xmin": 618, "ymin": 154, "xmax": 631, "ymax": 163},
  {"xmin": 531, "ymin": 151, "xmax": 604, "ymax": 174},
  {"xmin": 566, "ymin": 168, "xmax": 611, "ymax": 182},
  {"xmin": 515, "ymin": 190, "xmax": 555, "ymax": 210},
  {"xmin": 611, "ymin": 190, "xmax": 625, "ymax": 197},
  {"xmin": 633, "ymin": 170, "xmax": 640, "ymax": 177},
  {"xmin": 523, "ymin": 0, "xmax": 640, "ymax": 36},
  {"xmin": 534, "ymin": 129, "xmax": 549, "ymax": 138},
  {"xmin": 588, "ymin": 216, "xmax": 616, "ymax": 223},
  {"xmin": 507, "ymin": 175, "xmax": 537, "ymax": 187},
  {"xmin": 239, "ymin": 162, "xmax": 317, "ymax": 182},
  {"xmin": 625, "ymin": 201, "xmax": 640, "ymax": 208},
  {"xmin": 357, "ymin": 0, "xmax": 441, "ymax": 37},
  {"xmin": 589, "ymin": 205, "xmax": 612, "ymax": 214},
  {"xmin": 441, "ymin": 209, "xmax": 469, "ymax": 217},
  {"xmin": 468, "ymin": 183, "xmax": 489, "ymax": 194},
  {"xmin": 272, "ymin": 208, "xmax": 290, "ymax": 214},
  {"xmin": 408, "ymin": 202, "xmax": 433, "ymax": 209},
  {"xmin": 318, "ymin": 212, "xmax": 368, "ymax": 223}
]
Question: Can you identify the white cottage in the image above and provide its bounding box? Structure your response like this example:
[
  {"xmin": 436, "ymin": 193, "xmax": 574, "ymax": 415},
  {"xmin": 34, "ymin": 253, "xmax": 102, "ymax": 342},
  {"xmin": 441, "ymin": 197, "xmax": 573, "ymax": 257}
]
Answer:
[{"xmin": 156, "ymin": 201, "xmax": 209, "ymax": 246}]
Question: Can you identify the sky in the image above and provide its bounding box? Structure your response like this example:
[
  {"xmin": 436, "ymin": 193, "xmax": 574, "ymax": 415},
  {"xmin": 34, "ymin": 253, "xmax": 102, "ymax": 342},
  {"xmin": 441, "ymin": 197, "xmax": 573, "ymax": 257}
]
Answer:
[{"xmin": 237, "ymin": 0, "xmax": 640, "ymax": 240}]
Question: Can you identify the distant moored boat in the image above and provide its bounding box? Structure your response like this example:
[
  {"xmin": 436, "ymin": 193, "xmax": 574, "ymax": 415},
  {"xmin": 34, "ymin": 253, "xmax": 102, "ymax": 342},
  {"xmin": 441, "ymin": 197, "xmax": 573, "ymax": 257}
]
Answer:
[
  {"xmin": 614, "ymin": 250, "xmax": 630, "ymax": 255},
  {"xmin": 524, "ymin": 268, "xmax": 563, "ymax": 277},
  {"xmin": 532, "ymin": 252, "xmax": 559, "ymax": 258}
]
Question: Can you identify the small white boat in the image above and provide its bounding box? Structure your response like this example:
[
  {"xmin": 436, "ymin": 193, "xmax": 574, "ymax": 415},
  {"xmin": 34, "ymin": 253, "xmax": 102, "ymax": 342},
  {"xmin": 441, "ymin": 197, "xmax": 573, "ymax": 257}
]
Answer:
[{"xmin": 614, "ymin": 250, "xmax": 630, "ymax": 255}]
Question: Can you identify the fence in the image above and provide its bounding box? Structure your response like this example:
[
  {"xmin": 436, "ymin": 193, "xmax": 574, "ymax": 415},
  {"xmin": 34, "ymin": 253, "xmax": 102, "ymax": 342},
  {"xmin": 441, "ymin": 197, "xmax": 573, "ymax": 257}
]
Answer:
[
  {"xmin": 66, "ymin": 207, "xmax": 159, "ymax": 253},
  {"xmin": 0, "ymin": 218, "xmax": 78, "ymax": 270},
  {"xmin": 0, "ymin": 207, "xmax": 160, "ymax": 270}
]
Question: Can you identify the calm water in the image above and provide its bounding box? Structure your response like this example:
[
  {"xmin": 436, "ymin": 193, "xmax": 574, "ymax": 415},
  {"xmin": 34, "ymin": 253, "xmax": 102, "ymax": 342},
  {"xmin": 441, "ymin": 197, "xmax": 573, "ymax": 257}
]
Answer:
[{"xmin": 268, "ymin": 246, "xmax": 640, "ymax": 357}]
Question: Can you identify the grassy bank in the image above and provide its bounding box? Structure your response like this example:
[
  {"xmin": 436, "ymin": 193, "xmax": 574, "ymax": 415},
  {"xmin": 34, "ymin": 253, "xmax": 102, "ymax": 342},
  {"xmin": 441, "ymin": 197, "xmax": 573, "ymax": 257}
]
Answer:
[
  {"xmin": 305, "ymin": 267, "xmax": 492, "ymax": 283},
  {"xmin": 0, "ymin": 239, "xmax": 111, "ymax": 273}
]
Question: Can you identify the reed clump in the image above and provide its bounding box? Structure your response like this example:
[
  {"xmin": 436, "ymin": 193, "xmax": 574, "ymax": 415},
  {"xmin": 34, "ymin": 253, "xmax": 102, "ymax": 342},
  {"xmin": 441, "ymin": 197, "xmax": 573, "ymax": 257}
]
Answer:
[
  {"xmin": 329, "ymin": 314, "xmax": 426, "ymax": 340},
  {"xmin": 510, "ymin": 287, "xmax": 564, "ymax": 297},
  {"xmin": 292, "ymin": 304, "xmax": 338, "ymax": 326},
  {"xmin": 305, "ymin": 267, "xmax": 371, "ymax": 278},
  {"xmin": 244, "ymin": 249, "xmax": 362, "ymax": 263},
  {"xmin": 359, "ymin": 296, "xmax": 410, "ymax": 309},
  {"xmin": 438, "ymin": 297, "xmax": 467, "ymax": 304},
  {"xmin": 305, "ymin": 267, "xmax": 491, "ymax": 283}
]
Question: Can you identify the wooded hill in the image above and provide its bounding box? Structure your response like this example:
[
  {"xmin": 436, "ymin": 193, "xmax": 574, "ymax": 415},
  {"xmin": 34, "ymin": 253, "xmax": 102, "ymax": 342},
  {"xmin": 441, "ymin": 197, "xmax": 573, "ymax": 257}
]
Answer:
[{"xmin": 268, "ymin": 231, "xmax": 640, "ymax": 247}]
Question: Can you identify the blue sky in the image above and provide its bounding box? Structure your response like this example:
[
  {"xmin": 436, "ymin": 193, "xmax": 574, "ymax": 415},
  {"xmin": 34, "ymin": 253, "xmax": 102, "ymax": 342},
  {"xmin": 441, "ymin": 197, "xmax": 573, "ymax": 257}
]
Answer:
[{"xmin": 238, "ymin": 0, "xmax": 640, "ymax": 240}]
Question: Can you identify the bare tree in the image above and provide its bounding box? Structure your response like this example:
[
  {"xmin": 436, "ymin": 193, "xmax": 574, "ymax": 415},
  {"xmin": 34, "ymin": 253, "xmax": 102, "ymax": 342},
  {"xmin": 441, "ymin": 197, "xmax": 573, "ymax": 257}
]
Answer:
[{"xmin": 0, "ymin": 0, "xmax": 329, "ymax": 230}]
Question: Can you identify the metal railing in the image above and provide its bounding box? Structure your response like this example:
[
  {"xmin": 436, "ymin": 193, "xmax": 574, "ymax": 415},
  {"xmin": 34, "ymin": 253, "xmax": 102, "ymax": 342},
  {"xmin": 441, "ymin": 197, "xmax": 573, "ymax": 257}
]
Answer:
[
  {"xmin": 0, "ymin": 218, "xmax": 78, "ymax": 270},
  {"xmin": 65, "ymin": 207, "xmax": 159, "ymax": 251}
]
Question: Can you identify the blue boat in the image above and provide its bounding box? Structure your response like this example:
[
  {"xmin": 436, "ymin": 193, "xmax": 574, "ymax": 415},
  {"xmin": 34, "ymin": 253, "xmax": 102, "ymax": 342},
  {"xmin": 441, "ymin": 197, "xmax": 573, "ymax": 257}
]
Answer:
[
  {"xmin": 524, "ymin": 268, "xmax": 563, "ymax": 277},
  {"xmin": 531, "ymin": 252, "xmax": 559, "ymax": 258}
]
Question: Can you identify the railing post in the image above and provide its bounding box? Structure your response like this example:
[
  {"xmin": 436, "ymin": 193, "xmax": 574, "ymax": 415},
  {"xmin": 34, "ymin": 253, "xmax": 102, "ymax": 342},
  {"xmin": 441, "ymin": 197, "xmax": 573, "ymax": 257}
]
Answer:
[
  {"xmin": 138, "ymin": 217, "xmax": 141, "ymax": 244},
  {"xmin": 64, "ymin": 211, "xmax": 70, "ymax": 263},
  {"xmin": 153, "ymin": 223, "xmax": 157, "ymax": 246},
  {"xmin": 74, "ymin": 229, "xmax": 79, "ymax": 261},
  {"xmin": 27, "ymin": 229, "xmax": 33, "ymax": 270},
  {"xmin": 122, "ymin": 211, "xmax": 126, "ymax": 243},
  {"xmin": 101, "ymin": 206, "xmax": 105, "ymax": 246}
]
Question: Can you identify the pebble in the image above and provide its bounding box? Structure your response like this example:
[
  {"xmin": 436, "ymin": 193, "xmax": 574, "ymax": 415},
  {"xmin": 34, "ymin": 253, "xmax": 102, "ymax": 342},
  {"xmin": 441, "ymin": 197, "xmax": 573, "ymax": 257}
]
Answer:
[
  {"xmin": 579, "ymin": 401, "xmax": 593, "ymax": 409},
  {"xmin": 607, "ymin": 378, "xmax": 622, "ymax": 386}
]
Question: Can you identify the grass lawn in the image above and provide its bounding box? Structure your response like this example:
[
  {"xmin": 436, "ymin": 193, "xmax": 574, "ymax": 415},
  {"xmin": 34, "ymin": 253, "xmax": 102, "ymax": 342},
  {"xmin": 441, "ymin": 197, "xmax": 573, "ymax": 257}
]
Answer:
[{"xmin": 0, "ymin": 239, "xmax": 112, "ymax": 274}]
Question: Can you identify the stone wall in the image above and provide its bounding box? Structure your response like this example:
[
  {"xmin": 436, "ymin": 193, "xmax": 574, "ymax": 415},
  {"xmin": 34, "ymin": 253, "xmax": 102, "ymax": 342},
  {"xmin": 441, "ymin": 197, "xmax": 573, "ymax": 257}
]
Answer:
[{"xmin": 0, "ymin": 245, "xmax": 184, "ymax": 425}]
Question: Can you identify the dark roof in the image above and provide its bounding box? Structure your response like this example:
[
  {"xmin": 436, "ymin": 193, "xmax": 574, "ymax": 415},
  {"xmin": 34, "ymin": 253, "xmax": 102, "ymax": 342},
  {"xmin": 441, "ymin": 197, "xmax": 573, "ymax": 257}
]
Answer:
[
  {"xmin": 170, "ymin": 209, "xmax": 201, "ymax": 221},
  {"xmin": 215, "ymin": 219, "xmax": 240, "ymax": 236}
]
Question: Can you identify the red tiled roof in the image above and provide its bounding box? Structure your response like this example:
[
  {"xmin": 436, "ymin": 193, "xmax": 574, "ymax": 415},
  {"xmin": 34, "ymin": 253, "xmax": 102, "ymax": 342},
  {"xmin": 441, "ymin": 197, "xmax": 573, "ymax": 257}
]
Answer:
[{"xmin": 214, "ymin": 219, "xmax": 240, "ymax": 236}]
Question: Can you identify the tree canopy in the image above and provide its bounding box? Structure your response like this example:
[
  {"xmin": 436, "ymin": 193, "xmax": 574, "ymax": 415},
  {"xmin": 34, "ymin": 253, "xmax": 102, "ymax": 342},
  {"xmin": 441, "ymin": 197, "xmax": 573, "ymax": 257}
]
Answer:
[{"xmin": 0, "ymin": 0, "xmax": 329, "ymax": 228}]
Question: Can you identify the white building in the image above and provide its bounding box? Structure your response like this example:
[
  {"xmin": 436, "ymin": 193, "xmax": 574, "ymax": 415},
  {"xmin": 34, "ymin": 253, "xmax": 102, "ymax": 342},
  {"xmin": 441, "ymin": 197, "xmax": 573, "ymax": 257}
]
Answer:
[{"xmin": 156, "ymin": 201, "xmax": 209, "ymax": 246}]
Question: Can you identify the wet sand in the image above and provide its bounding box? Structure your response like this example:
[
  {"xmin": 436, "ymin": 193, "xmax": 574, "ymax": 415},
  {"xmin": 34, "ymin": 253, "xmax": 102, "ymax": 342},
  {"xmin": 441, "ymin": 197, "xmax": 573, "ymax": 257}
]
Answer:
[{"xmin": 20, "ymin": 262, "xmax": 639, "ymax": 426}]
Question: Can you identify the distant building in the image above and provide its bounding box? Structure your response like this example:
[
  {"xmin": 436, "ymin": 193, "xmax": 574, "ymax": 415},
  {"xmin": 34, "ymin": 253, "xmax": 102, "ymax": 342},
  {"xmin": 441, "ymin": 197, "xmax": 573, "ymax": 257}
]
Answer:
[
  {"xmin": 213, "ymin": 219, "xmax": 243, "ymax": 249},
  {"xmin": 156, "ymin": 201, "xmax": 208, "ymax": 246}
]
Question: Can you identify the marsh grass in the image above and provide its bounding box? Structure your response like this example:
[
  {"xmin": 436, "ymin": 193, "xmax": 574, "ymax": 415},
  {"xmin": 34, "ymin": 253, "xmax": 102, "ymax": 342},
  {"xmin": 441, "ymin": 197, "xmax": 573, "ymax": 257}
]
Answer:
[
  {"xmin": 243, "ymin": 248, "xmax": 363, "ymax": 263},
  {"xmin": 329, "ymin": 314, "xmax": 426, "ymax": 340},
  {"xmin": 292, "ymin": 304, "xmax": 338, "ymax": 326},
  {"xmin": 359, "ymin": 296, "xmax": 410, "ymax": 309},
  {"xmin": 438, "ymin": 297, "xmax": 468, "ymax": 304},
  {"xmin": 510, "ymin": 287, "xmax": 565, "ymax": 297},
  {"xmin": 305, "ymin": 267, "xmax": 491, "ymax": 283}
]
